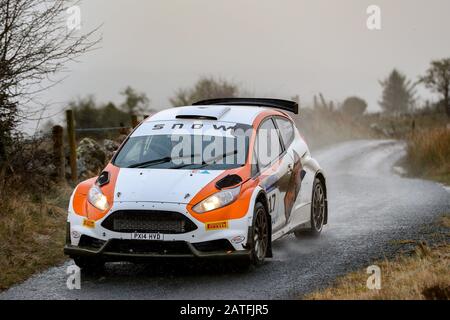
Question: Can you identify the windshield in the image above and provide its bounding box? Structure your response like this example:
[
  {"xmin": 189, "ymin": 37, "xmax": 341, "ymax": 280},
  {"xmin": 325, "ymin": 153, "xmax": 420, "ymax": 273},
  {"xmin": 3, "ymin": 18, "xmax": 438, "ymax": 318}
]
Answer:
[{"xmin": 113, "ymin": 134, "xmax": 250, "ymax": 170}]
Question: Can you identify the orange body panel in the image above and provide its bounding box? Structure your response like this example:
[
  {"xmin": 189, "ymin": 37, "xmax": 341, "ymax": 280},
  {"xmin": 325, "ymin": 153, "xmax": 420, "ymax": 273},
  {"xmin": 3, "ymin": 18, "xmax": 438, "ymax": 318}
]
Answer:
[
  {"xmin": 72, "ymin": 163, "xmax": 120, "ymax": 221},
  {"xmin": 72, "ymin": 177, "xmax": 96, "ymax": 217}
]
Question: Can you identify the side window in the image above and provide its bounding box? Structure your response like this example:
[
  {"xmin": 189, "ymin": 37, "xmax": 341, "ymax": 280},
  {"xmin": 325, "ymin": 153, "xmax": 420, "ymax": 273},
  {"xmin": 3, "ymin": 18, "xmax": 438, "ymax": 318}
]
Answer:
[
  {"xmin": 274, "ymin": 117, "xmax": 295, "ymax": 148},
  {"xmin": 255, "ymin": 118, "xmax": 284, "ymax": 169},
  {"xmin": 250, "ymin": 149, "xmax": 259, "ymax": 177}
]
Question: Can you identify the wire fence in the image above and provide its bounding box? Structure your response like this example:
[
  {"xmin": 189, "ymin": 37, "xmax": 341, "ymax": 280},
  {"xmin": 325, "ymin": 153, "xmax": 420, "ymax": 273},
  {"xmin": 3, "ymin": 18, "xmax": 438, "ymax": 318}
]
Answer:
[
  {"xmin": 45, "ymin": 110, "xmax": 146, "ymax": 183},
  {"xmin": 74, "ymin": 126, "xmax": 131, "ymax": 133}
]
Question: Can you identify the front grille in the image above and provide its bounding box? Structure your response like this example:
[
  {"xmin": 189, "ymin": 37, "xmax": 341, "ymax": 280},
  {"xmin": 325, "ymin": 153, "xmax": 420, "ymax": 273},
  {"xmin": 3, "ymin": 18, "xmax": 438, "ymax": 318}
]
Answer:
[
  {"xmin": 105, "ymin": 240, "xmax": 192, "ymax": 255},
  {"xmin": 101, "ymin": 210, "xmax": 198, "ymax": 234}
]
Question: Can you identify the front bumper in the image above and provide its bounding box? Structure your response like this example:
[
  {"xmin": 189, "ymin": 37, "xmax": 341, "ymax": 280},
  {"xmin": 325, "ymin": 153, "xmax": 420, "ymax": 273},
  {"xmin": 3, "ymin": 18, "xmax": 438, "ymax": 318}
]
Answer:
[
  {"xmin": 66, "ymin": 201, "xmax": 252, "ymax": 260},
  {"xmin": 64, "ymin": 239, "xmax": 250, "ymax": 261}
]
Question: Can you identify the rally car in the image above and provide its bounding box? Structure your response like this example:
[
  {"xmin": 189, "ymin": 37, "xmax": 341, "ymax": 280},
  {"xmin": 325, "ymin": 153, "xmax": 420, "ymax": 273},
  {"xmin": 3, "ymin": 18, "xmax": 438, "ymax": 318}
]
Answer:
[{"xmin": 64, "ymin": 98, "xmax": 328, "ymax": 270}]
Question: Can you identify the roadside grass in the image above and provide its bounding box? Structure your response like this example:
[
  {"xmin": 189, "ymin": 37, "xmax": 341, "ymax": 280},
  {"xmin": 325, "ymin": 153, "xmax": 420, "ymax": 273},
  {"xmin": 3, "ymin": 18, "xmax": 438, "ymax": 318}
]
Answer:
[
  {"xmin": 404, "ymin": 127, "xmax": 450, "ymax": 185},
  {"xmin": 365, "ymin": 111, "xmax": 449, "ymax": 139},
  {"xmin": 304, "ymin": 215, "xmax": 450, "ymax": 300},
  {"xmin": 0, "ymin": 186, "xmax": 71, "ymax": 291}
]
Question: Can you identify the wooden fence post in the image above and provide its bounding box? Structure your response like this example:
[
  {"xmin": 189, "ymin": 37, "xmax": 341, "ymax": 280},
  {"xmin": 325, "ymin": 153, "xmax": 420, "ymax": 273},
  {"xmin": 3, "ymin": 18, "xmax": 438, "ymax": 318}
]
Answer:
[
  {"xmin": 52, "ymin": 125, "xmax": 65, "ymax": 183},
  {"xmin": 131, "ymin": 114, "xmax": 139, "ymax": 128},
  {"xmin": 66, "ymin": 109, "xmax": 77, "ymax": 183}
]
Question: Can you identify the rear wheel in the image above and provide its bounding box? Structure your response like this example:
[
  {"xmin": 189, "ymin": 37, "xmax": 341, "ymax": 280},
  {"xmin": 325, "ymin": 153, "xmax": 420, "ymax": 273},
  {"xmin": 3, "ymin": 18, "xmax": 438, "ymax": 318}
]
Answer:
[{"xmin": 295, "ymin": 178, "xmax": 326, "ymax": 237}]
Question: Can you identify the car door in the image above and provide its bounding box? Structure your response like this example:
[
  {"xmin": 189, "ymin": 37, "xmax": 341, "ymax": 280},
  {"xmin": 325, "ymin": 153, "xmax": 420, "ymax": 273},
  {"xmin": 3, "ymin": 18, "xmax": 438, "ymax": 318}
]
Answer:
[
  {"xmin": 254, "ymin": 117, "xmax": 294, "ymax": 233},
  {"xmin": 274, "ymin": 116, "xmax": 309, "ymax": 225}
]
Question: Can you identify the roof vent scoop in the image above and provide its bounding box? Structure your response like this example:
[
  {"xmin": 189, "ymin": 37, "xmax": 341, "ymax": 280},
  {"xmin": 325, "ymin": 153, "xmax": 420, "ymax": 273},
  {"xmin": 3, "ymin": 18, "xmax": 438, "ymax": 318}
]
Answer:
[{"xmin": 176, "ymin": 106, "xmax": 230, "ymax": 120}]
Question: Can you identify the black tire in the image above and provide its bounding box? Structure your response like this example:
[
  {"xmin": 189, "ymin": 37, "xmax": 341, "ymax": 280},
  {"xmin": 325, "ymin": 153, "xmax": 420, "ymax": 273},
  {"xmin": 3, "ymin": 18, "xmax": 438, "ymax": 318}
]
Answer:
[
  {"xmin": 247, "ymin": 202, "xmax": 269, "ymax": 266},
  {"xmin": 73, "ymin": 257, "xmax": 105, "ymax": 273},
  {"xmin": 294, "ymin": 177, "xmax": 326, "ymax": 238}
]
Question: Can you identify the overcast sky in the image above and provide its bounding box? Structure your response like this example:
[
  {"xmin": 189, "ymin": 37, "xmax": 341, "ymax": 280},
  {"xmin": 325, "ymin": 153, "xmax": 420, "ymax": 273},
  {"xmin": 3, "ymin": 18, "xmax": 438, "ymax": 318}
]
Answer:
[{"xmin": 32, "ymin": 0, "xmax": 450, "ymax": 131}]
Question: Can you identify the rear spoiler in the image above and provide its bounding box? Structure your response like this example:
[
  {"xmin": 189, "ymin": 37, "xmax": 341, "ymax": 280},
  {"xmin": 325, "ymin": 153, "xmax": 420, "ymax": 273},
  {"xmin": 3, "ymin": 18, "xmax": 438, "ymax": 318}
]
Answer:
[{"xmin": 193, "ymin": 98, "xmax": 299, "ymax": 115}]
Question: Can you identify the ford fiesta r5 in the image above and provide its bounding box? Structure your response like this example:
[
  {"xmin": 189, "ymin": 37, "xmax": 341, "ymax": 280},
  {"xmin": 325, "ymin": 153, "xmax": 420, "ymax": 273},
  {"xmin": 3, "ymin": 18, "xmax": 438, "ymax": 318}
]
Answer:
[{"xmin": 64, "ymin": 98, "xmax": 328, "ymax": 270}]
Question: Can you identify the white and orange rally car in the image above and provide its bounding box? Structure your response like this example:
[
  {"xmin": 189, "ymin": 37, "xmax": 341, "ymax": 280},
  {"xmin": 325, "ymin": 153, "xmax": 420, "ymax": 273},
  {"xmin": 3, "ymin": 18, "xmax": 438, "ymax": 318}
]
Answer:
[{"xmin": 64, "ymin": 98, "xmax": 328, "ymax": 270}]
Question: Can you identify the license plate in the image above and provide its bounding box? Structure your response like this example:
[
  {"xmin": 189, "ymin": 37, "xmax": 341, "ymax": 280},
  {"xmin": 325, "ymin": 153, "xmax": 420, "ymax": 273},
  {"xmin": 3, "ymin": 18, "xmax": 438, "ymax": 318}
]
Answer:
[{"xmin": 131, "ymin": 232, "xmax": 164, "ymax": 241}]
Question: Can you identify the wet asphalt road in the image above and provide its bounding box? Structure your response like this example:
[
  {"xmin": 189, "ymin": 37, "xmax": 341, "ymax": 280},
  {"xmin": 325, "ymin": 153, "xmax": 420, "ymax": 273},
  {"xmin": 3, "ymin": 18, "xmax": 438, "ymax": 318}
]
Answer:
[{"xmin": 1, "ymin": 140, "xmax": 449, "ymax": 300}]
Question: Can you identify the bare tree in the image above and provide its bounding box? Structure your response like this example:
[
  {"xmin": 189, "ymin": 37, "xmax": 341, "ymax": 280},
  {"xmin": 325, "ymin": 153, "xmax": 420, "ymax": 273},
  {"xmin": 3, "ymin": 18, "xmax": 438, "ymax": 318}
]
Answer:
[
  {"xmin": 169, "ymin": 76, "xmax": 240, "ymax": 107},
  {"xmin": 419, "ymin": 58, "xmax": 450, "ymax": 117},
  {"xmin": 0, "ymin": 0, "xmax": 99, "ymax": 179}
]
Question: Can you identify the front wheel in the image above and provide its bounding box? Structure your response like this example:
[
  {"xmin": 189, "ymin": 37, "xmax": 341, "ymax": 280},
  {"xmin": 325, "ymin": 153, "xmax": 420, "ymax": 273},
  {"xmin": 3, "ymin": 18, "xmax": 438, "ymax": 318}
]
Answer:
[
  {"xmin": 238, "ymin": 202, "xmax": 269, "ymax": 269},
  {"xmin": 248, "ymin": 202, "xmax": 269, "ymax": 266},
  {"xmin": 295, "ymin": 177, "xmax": 326, "ymax": 237}
]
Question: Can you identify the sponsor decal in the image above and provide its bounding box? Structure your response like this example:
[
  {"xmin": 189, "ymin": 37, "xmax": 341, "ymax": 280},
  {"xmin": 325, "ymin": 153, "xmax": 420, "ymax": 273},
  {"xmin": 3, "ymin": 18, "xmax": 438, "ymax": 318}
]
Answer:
[
  {"xmin": 261, "ymin": 173, "xmax": 280, "ymax": 193},
  {"xmin": 205, "ymin": 221, "xmax": 229, "ymax": 231},
  {"xmin": 231, "ymin": 235, "xmax": 245, "ymax": 244},
  {"xmin": 82, "ymin": 219, "xmax": 95, "ymax": 229},
  {"xmin": 151, "ymin": 123, "xmax": 249, "ymax": 132},
  {"xmin": 71, "ymin": 231, "xmax": 81, "ymax": 239}
]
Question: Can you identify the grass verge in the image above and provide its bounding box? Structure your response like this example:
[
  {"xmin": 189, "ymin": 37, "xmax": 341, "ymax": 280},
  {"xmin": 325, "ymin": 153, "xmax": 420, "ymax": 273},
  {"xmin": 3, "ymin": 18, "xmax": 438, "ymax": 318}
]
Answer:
[
  {"xmin": 405, "ymin": 128, "xmax": 450, "ymax": 185},
  {"xmin": 304, "ymin": 216, "xmax": 450, "ymax": 300},
  {"xmin": 0, "ymin": 186, "xmax": 71, "ymax": 291}
]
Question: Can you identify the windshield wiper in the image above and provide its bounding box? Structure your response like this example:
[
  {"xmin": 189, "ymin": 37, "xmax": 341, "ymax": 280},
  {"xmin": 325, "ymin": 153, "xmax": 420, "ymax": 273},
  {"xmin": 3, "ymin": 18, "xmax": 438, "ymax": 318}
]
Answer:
[
  {"xmin": 171, "ymin": 150, "xmax": 238, "ymax": 170},
  {"xmin": 127, "ymin": 156, "xmax": 172, "ymax": 168}
]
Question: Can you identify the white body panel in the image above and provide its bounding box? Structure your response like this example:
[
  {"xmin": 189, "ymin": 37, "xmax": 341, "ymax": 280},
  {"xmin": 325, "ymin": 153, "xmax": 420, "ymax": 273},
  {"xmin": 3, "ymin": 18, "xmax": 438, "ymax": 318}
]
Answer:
[{"xmin": 114, "ymin": 168, "xmax": 224, "ymax": 204}]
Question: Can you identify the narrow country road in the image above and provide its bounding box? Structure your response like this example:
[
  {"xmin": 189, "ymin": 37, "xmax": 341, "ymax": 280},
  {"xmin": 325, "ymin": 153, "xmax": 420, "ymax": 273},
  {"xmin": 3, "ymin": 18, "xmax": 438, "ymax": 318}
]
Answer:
[{"xmin": 1, "ymin": 140, "xmax": 449, "ymax": 300}]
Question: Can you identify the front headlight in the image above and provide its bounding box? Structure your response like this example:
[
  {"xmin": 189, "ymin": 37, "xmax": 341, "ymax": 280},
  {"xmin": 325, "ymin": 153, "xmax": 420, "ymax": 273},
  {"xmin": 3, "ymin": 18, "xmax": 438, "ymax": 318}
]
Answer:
[
  {"xmin": 192, "ymin": 186, "xmax": 241, "ymax": 213},
  {"xmin": 88, "ymin": 185, "xmax": 109, "ymax": 211}
]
